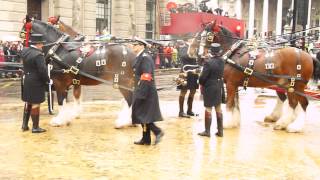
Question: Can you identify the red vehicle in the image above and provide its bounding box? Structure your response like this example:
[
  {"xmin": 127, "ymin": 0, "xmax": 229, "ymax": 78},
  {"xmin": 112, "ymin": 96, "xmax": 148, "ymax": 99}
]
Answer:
[{"xmin": 160, "ymin": 12, "xmax": 246, "ymax": 38}]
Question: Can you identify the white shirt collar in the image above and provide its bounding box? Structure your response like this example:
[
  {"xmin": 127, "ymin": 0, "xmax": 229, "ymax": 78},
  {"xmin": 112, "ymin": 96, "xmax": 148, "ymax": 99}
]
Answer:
[{"xmin": 30, "ymin": 45, "xmax": 41, "ymax": 50}]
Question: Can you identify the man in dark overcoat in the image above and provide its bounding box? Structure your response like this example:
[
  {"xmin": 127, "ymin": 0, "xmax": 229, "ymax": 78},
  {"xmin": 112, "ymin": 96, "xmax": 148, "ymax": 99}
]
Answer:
[
  {"xmin": 21, "ymin": 34, "xmax": 50, "ymax": 133},
  {"xmin": 177, "ymin": 40, "xmax": 199, "ymax": 117},
  {"xmin": 198, "ymin": 43, "xmax": 224, "ymax": 137},
  {"xmin": 130, "ymin": 37, "xmax": 164, "ymax": 145}
]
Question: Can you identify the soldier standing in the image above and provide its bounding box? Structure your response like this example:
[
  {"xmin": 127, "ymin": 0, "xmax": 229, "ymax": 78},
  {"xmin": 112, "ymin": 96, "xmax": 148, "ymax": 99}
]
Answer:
[
  {"xmin": 21, "ymin": 34, "xmax": 51, "ymax": 133},
  {"xmin": 130, "ymin": 38, "xmax": 164, "ymax": 145},
  {"xmin": 198, "ymin": 43, "xmax": 224, "ymax": 137}
]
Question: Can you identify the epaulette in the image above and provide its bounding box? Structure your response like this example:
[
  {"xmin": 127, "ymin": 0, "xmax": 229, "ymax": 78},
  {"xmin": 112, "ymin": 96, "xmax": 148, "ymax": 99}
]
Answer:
[{"xmin": 142, "ymin": 53, "xmax": 148, "ymax": 57}]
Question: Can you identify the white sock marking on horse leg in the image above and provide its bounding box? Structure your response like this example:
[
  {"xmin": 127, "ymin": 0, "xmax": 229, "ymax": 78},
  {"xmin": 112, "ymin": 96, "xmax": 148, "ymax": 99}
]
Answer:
[
  {"xmin": 287, "ymin": 104, "xmax": 305, "ymax": 133},
  {"xmin": 274, "ymin": 100, "xmax": 295, "ymax": 130},
  {"xmin": 72, "ymin": 95, "xmax": 82, "ymax": 120},
  {"xmin": 50, "ymin": 103, "xmax": 67, "ymax": 126},
  {"xmin": 115, "ymin": 99, "xmax": 132, "ymax": 129},
  {"xmin": 265, "ymin": 98, "xmax": 283, "ymax": 122},
  {"xmin": 223, "ymin": 106, "xmax": 238, "ymax": 128}
]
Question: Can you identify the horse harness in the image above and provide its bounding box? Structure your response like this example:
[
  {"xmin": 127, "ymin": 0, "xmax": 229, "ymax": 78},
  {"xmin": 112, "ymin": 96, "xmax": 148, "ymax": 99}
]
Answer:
[
  {"xmin": 45, "ymin": 34, "xmax": 133, "ymax": 91},
  {"xmin": 223, "ymin": 40, "xmax": 311, "ymax": 99}
]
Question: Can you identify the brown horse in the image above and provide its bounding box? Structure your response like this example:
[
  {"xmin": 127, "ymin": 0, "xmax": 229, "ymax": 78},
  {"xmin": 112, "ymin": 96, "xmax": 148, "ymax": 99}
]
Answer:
[
  {"xmin": 23, "ymin": 19, "xmax": 136, "ymax": 126},
  {"xmin": 188, "ymin": 21, "xmax": 320, "ymax": 133},
  {"xmin": 47, "ymin": 16, "xmax": 133, "ymax": 128}
]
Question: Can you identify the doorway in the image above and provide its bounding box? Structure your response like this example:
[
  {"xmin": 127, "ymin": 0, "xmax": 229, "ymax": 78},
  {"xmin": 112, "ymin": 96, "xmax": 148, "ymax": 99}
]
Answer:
[{"xmin": 27, "ymin": 0, "xmax": 42, "ymax": 20}]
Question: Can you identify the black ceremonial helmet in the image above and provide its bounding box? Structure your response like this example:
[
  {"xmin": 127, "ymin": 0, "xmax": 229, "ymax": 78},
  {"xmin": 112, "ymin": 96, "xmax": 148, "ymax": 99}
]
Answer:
[
  {"xmin": 209, "ymin": 43, "xmax": 222, "ymax": 55},
  {"xmin": 29, "ymin": 34, "xmax": 46, "ymax": 45}
]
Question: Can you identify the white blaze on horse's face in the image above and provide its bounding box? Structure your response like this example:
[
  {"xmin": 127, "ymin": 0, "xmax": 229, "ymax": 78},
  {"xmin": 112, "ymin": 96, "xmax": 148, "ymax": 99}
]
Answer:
[{"xmin": 198, "ymin": 30, "xmax": 208, "ymax": 56}]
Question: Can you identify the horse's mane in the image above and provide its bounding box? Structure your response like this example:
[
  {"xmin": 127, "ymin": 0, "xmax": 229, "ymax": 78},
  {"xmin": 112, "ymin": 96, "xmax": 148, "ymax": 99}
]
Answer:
[
  {"xmin": 33, "ymin": 19, "xmax": 65, "ymax": 38},
  {"xmin": 218, "ymin": 25, "xmax": 237, "ymax": 45}
]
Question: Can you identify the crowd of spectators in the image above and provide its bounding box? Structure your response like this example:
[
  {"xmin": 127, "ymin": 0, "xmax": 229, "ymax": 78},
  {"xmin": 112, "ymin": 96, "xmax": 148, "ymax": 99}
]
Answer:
[
  {"xmin": 147, "ymin": 40, "xmax": 190, "ymax": 69},
  {"xmin": 0, "ymin": 40, "xmax": 23, "ymax": 78}
]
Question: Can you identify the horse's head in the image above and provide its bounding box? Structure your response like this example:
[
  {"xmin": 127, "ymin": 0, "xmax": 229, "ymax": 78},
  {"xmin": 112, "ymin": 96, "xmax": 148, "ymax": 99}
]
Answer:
[{"xmin": 188, "ymin": 20, "xmax": 235, "ymax": 57}]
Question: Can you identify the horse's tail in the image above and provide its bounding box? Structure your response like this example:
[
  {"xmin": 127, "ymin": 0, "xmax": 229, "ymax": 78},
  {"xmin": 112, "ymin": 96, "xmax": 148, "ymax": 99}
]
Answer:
[{"xmin": 312, "ymin": 57, "xmax": 320, "ymax": 81}]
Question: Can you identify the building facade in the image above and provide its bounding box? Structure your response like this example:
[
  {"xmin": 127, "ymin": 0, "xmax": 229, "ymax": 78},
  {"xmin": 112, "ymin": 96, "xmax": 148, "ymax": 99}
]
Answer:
[
  {"xmin": 0, "ymin": 0, "xmax": 319, "ymax": 41},
  {"xmin": 0, "ymin": 0, "xmax": 157, "ymax": 40}
]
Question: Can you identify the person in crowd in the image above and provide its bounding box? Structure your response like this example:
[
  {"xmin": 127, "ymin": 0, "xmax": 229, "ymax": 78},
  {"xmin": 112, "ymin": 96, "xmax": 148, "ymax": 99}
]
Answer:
[
  {"xmin": 198, "ymin": 43, "xmax": 224, "ymax": 137},
  {"xmin": 21, "ymin": 34, "xmax": 51, "ymax": 133},
  {"xmin": 130, "ymin": 37, "xmax": 164, "ymax": 145},
  {"xmin": 177, "ymin": 40, "xmax": 199, "ymax": 118}
]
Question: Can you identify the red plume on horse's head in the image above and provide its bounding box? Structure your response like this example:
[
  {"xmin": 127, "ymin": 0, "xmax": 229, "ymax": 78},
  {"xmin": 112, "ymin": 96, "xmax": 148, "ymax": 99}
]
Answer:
[
  {"xmin": 48, "ymin": 15, "xmax": 60, "ymax": 25},
  {"xmin": 211, "ymin": 20, "xmax": 220, "ymax": 33}
]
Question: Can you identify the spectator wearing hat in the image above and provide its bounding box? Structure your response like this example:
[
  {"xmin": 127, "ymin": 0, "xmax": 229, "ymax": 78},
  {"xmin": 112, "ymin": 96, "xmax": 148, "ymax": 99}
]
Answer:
[
  {"xmin": 198, "ymin": 43, "xmax": 225, "ymax": 137},
  {"xmin": 21, "ymin": 33, "xmax": 50, "ymax": 133},
  {"xmin": 130, "ymin": 37, "xmax": 164, "ymax": 145}
]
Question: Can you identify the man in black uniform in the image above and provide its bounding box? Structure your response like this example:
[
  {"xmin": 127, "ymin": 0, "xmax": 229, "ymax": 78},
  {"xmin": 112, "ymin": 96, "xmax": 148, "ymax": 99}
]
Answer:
[
  {"xmin": 130, "ymin": 37, "xmax": 164, "ymax": 145},
  {"xmin": 198, "ymin": 43, "xmax": 224, "ymax": 137},
  {"xmin": 21, "ymin": 34, "xmax": 50, "ymax": 133},
  {"xmin": 177, "ymin": 40, "xmax": 199, "ymax": 117}
]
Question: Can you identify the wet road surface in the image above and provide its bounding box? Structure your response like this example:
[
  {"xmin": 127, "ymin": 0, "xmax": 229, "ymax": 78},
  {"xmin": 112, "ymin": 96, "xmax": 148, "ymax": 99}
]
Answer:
[{"xmin": 1, "ymin": 73, "xmax": 320, "ymax": 179}]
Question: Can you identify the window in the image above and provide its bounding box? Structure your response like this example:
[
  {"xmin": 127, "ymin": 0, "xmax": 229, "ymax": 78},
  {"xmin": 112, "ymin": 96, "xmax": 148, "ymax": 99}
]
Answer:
[
  {"xmin": 146, "ymin": 0, "xmax": 156, "ymax": 39},
  {"xmin": 96, "ymin": 0, "xmax": 111, "ymax": 35}
]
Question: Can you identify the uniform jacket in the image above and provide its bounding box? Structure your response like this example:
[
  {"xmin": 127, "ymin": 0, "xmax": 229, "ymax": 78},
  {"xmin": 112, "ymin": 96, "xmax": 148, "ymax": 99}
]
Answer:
[
  {"xmin": 21, "ymin": 46, "xmax": 49, "ymax": 104},
  {"xmin": 131, "ymin": 50, "xmax": 162, "ymax": 124},
  {"xmin": 199, "ymin": 56, "xmax": 224, "ymax": 107},
  {"xmin": 177, "ymin": 44, "xmax": 199, "ymax": 90}
]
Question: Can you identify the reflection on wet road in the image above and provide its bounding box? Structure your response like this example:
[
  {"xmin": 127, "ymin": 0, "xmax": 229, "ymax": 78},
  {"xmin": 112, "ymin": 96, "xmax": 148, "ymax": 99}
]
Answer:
[{"xmin": 1, "ymin": 79, "xmax": 320, "ymax": 179}]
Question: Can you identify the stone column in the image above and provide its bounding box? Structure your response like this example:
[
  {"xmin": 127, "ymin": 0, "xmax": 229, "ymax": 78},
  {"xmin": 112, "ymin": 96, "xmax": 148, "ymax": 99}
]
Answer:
[
  {"xmin": 306, "ymin": 0, "xmax": 312, "ymax": 29},
  {"xmin": 262, "ymin": 0, "xmax": 268, "ymax": 37},
  {"xmin": 276, "ymin": 0, "xmax": 283, "ymax": 35},
  {"xmin": 248, "ymin": 0, "xmax": 255, "ymax": 38},
  {"xmin": 235, "ymin": 0, "xmax": 242, "ymax": 19}
]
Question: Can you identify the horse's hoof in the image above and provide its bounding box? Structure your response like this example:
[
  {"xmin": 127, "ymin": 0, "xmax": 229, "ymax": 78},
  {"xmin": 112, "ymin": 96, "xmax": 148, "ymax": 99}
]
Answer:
[
  {"xmin": 264, "ymin": 116, "xmax": 277, "ymax": 123},
  {"xmin": 66, "ymin": 122, "xmax": 71, "ymax": 126},
  {"xmin": 273, "ymin": 124, "xmax": 285, "ymax": 130},
  {"xmin": 223, "ymin": 122, "xmax": 237, "ymax": 129},
  {"xmin": 286, "ymin": 123, "xmax": 303, "ymax": 133},
  {"xmin": 114, "ymin": 126, "xmax": 124, "ymax": 129},
  {"xmin": 50, "ymin": 122, "xmax": 62, "ymax": 127}
]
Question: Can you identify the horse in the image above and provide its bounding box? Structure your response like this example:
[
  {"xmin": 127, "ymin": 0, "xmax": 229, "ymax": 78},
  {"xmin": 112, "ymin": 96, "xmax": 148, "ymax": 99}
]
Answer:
[
  {"xmin": 47, "ymin": 16, "xmax": 133, "ymax": 128},
  {"xmin": 22, "ymin": 19, "xmax": 136, "ymax": 126},
  {"xmin": 188, "ymin": 21, "xmax": 320, "ymax": 133}
]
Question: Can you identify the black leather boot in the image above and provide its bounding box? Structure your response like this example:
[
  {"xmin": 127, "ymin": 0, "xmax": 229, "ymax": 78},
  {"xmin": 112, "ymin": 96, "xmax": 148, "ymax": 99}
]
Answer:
[
  {"xmin": 179, "ymin": 95, "xmax": 190, "ymax": 118},
  {"xmin": 149, "ymin": 123, "xmax": 164, "ymax": 145},
  {"xmin": 21, "ymin": 103, "xmax": 32, "ymax": 131},
  {"xmin": 187, "ymin": 97, "xmax": 195, "ymax": 116},
  {"xmin": 215, "ymin": 112, "xmax": 223, "ymax": 137},
  {"xmin": 31, "ymin": 107, "xmax": 46, "ymax": 133},
  {"xmin": 134, "ymin": 124, "xmax": 151, "ymax": 145},
  {"xmin": 198, "ymin": 110, "xmax": 211, "ymax": 137}
]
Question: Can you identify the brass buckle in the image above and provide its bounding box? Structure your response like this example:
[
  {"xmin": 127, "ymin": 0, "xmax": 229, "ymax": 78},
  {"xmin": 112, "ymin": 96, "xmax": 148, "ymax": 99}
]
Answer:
[
  {"xmin": 290, "ymin": 78, "xmax": 295, "ymax": 87},
  {"xmin": 244, "ymin": 68, "xmax": 253, "ymax": 75},
  {"xmin": 72, "ymin": 79, "xmax": 80, "ymax": 85},
  {"xmin": 113, "ymin": 83, "xmax": 119, "ymax": 89},
  {"xmin": 243, "ymin": 79, "xmax": 249, "ymax": 87},
  {"xmin": 69, "ymin": 66, "xmax": 79, "ymax": 75}
]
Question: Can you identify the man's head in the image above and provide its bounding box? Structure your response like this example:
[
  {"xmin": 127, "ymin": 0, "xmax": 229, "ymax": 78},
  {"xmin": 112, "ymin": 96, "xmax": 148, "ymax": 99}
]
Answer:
[
  {"xmin": 130, "ymin": 37, "xmax": 150, "ymax": 54},
  {"xmin": 209, "ymin": 43, "xmax": 222, "ymax": 56},
  {"xmin": 29, "ymin": 34, "xmax": 45, "ymax": 49}
]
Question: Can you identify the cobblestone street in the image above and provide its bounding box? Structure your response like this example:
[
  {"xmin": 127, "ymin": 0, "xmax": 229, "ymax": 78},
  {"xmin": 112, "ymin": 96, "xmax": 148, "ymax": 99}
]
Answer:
[{"xmin": 1, "ymin": 71, "xmax": 320, "ymax": 179}]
